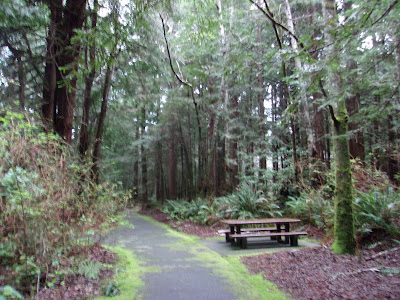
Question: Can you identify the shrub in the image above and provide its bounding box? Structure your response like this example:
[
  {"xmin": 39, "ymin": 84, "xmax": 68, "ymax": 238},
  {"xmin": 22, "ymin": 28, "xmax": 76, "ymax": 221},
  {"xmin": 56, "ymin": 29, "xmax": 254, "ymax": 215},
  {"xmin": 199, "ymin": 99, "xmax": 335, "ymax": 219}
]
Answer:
[
  {"xmin": 286, "ymin": 190, "xmax": 334, "ymax": 230},
  {"xmin": 162, "ymin": 183, "xmax": 282, "ymax": 224},
  {"xmin": 354, "ymin": 188, "xmax": 400, "ymax": 236},
  {"xmin": 219, "ymin": 183, "xmax": 281, "ymax": 219},
  {"xmin": 0, "ymin": 110, "xmax": 128, "ymax": 294}
]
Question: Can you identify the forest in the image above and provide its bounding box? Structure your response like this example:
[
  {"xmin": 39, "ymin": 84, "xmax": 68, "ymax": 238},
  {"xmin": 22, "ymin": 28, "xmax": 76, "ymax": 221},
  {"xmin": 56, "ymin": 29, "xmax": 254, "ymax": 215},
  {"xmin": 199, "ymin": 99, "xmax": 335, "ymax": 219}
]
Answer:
[{"xmin": 0, "ymin": 0, "xmax": 399, "ymax": 298}]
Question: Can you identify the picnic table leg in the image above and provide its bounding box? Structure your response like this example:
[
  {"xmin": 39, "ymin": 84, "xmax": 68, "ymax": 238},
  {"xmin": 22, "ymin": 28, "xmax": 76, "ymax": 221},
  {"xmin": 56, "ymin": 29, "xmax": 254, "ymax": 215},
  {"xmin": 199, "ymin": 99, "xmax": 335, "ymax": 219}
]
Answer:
[
  {"xmin": 290, "ymin": 235, "xmax": 299, "ymax": 246},
  {"xmin": 240, "ymin": 237, "xmax": 247, "ymax": 249},
  {"xmin": 229, "ymin": 225, "xmax": 235, "ymax": 245},
  {"xmin": 276, "ymin": 224, "xmax": 282, "ymax": 242},
  {"xmin": 284, "ymin": 223, "xmax": 290, "ymax": 244},
  {"xmin": 234, "ymin": 225, "xmax": 242, "ymax": 246}
]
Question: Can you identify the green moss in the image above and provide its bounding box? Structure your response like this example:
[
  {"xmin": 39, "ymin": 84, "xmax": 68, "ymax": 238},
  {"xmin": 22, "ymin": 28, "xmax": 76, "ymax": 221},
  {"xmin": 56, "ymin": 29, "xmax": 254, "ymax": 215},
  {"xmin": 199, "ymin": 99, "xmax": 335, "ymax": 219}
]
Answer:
[
  {"xmin": 224, "ymin": 255, "xmax": 289, "ymax": 300},
  {"xmin": 101, "ymin": 214, "xmax": 290, "ymax": 299},
  {"xmin": 331, "ymin": 101, "xmax": 356, "ymax": 254},
  {"xmin": 156, "ymin": 221, "xmax": 288, "ymax": 299},
  {"xmin": 96, "ymin": 246, "xmax": 143, "ymax": 300}
]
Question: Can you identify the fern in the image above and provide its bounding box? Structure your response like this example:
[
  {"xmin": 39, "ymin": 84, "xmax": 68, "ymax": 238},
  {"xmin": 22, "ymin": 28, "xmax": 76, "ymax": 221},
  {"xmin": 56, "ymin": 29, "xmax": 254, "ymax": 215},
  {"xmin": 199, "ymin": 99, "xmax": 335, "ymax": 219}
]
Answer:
[
  {"xmin": 354, "ymin": 188, "xmax": 400, "ymax": 236},
  {"xmin": 78, "ymin": 260, "xmax": 102, "ymax": 280}
]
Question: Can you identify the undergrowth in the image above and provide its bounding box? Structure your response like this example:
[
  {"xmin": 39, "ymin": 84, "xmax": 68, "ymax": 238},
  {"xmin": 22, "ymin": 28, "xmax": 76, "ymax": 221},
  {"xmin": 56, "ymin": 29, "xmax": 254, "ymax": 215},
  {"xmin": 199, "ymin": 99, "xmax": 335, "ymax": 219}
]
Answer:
[
  {"xmin": 0, "ymin": 110, "xmax": 129, "ymax": 297},
  {"xmin": 286, "ymin": 186, "xmax": 400, "ymax": 243},
  {"xmin": 162, "ymin": 183, "xmax": 281, "ymax": 225}
]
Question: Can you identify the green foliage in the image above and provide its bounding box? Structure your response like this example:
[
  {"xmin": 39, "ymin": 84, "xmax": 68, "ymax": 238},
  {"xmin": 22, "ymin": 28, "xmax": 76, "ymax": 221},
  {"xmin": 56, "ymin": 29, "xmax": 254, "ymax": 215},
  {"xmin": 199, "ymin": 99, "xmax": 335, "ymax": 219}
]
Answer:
[
  {"xmin": 78, "ymin": 259, "xmax": 102, "ymax": 280},
  {"xmin": 161, "ymin": 198, "xmax": 213, "ymax": 225},
  {"xmin": 162, "ymin": 183, "xmax": 281, "ymax": 224},
  {"xmin": 0, "ymin": 110, "xmax": 128, "ymax": 294},
  {"xmin": 286, "ymin": 190, "xmax": 335, "ymax": 230},
  {"xmin": 354, "ymin": 188, "xmax": 400, "ymax": 236},
  {"xmin": 0, "ymin": 0, "xmax": 49, "ymax": 29},
  {"xmin": 0, "ymin": 285, "xmax": 24, "ymax": 300},
  {"xmin": 102, "ymin": 282, "xmax": 119, "ymax": 297},
  {"xmin": 286, "ymin": 187, "xmax": 400, "ymax": 241},
  {"xmin": 219, "ymin": 183, "xmax": 282, "ymax": 220}
]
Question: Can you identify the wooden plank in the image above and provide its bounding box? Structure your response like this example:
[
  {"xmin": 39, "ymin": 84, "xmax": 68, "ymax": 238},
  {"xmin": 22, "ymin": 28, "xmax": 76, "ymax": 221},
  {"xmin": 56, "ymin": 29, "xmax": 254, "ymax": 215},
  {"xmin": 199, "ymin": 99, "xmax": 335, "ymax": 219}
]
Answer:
[
  {"xmin": 231, "ymin": 232, "xmax": 307, "ymax": 249},
  {"xmin": 229, "ymin": 231, "xmax": 307, "ymax": 238},
  {"xmin": 217, "ymin": 227, "xmax": 277, "ymax": 234},
  {"xmin": 221, "ymin": 218, "xmax": 301, "ymax": 225}
]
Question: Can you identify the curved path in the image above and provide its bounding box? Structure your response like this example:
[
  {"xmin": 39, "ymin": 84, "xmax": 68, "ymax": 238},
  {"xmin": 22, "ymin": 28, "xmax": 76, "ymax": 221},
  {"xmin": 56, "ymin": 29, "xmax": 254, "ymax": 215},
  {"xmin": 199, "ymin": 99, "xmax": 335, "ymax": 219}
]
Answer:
[{"xmin": 103, "ymin": 210, "xmax": 268, "ymax": 300}]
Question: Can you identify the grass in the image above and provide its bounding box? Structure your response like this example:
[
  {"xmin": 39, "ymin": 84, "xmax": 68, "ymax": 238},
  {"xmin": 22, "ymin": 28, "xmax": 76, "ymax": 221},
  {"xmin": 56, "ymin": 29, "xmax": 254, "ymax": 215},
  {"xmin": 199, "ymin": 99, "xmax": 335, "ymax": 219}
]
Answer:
[{"xmin": 96, "ymin": 246, "xmax": 143, "ymax": 300}]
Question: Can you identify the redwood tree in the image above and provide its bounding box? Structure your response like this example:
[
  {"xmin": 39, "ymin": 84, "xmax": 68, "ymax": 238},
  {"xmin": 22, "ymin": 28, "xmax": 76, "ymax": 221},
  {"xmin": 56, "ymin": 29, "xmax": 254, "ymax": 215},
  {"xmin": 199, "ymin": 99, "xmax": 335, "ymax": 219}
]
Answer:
[{"xmin": 42, "ymin": 0, "xmax": 87, "ymax": 143}]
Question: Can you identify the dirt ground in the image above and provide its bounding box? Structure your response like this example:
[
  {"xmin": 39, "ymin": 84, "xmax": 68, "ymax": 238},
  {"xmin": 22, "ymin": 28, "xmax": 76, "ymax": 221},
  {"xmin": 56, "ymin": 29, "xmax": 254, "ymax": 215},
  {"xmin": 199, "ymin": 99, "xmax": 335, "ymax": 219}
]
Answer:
[
  {"xmin": 37, "ymin": 244, "xmax": 116, "ymax": 300},
  {"xmin": 141, "ymin": 209, "xmax": 400, "ymax": 300}
]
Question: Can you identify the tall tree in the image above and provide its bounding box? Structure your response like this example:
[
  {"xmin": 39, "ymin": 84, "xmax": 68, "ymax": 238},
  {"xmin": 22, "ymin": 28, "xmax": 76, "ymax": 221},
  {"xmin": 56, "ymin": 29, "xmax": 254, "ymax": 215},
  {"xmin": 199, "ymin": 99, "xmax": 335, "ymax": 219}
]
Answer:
[
  {"xmin": 42, "ymin": 0, "xmax": 87, "ymax": 143},
  {"xmin": 323, "ymin": 0, "xmax": 356, "ymax": 254},
  {"xmin": 79, "ymin": 0, "xmax": 99, "ymax": 157}
]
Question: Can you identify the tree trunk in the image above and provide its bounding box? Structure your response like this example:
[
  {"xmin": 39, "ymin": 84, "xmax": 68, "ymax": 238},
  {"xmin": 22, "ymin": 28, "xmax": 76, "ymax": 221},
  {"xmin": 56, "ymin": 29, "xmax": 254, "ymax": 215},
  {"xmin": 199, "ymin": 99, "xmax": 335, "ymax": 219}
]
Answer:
[
  {"xmin": 42, "ymin": 0, "xmax": 87, "ymax": 143},
  {"xmin": 218, "ymin": 0, "xmax": 231, "ymax": 192},
  {"xmin": 228, "ymin": 95, "xmax": 239, "ymax": 190},
  {"xmin": 260, "ymin": 1, "xmax": 298, "ymax": 181},
  {"xmin": 331, "ymin": 102, "xmax": 356, "ymax": 254},
  {"xmin": 387, "ymin": 35, "xmax": 400, "ymax": 183},
  {"xmin": 42, "ymin": 0, "xmax": 60, "ymax": 127},
  {"xmin": 141, "ymin": 108, "xmax": 148, "ymax": 202},
  {"xmin": 92, "ymin": 65, "xmax": 113, "ymax": 183},
  {"xmin": 324, "ymin": 0, "xmax": 355, "ymax": 255},
  {"xmin": 133, "ymin": 127, "xmax": 139, "ymax": 200},
  {"xmin": 17, "ymin": 57, "xmax": 25, "ymax": 109},
  {"xmin": 168, "ymin": 125, "xmax": 177, "ymax": 200},
  {"xmin": 346, "ymin": 93, "xmax": 365, "ymax": 161},
  {"xmin": 79, "ymin": 0, "xmax": 98, "ymax": 157},
  {"xmin": 313, "ymin": 100, "xmax": 328, "ymax": 186},
  {"xmin": 284, "ymin": 0, "xmax": 316, "ymax": 159},
  {"xmin": 258, "ymin": 24, "xmax": 267, "ymax": 173},
  {"xmin": 272, "ymin": 84, "xmax": 279, "ymax": 173},
  {"xmin": 208, "ymin": 107, "xmax": 216, "ymax": 195}
]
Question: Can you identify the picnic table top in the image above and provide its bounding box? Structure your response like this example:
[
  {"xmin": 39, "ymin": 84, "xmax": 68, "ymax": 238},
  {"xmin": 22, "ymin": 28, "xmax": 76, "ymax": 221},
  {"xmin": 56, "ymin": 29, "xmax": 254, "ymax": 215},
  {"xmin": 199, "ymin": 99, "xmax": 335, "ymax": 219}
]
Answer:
[{"xmin": 221, "ymin": 218, "xmax": 301, "ymax": 225}]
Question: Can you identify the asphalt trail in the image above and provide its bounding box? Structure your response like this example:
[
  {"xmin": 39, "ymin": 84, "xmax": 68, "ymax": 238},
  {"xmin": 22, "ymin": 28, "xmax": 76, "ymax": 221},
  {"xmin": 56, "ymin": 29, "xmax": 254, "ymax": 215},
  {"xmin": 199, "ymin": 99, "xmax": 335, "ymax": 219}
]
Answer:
[{"xmin": 104, "ymin": 210, "xmax": 262, "ymax": 300}]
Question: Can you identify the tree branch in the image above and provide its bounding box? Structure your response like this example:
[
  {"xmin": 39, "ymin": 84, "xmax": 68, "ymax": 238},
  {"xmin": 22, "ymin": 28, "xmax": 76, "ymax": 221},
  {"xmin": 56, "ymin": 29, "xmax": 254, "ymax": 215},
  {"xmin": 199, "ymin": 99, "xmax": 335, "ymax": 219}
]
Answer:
[
  {"xmin": 159, "ymin": 13, "xmax": 192, "ymax": 88},
  {"xmin": 318, "ymin": 79, "xmax": 338, "ymax": 124},
  {"xmin": 372, "ymin": 0, "xmax": 399, "ymax": 26},
  {"xmin": 249, "ymin": 0, "xmax": 303, "ymax": 48},
  {"xmin": 159, "ymin": 13, "xmax": 202, "ymax": 134}
]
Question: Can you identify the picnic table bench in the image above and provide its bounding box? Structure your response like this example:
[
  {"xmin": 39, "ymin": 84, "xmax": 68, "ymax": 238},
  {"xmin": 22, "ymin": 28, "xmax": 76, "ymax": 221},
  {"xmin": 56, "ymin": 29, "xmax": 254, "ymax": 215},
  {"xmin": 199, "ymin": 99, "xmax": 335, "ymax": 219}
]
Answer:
[
  {"xmin": 220, "ymin": 218, "xmax": 307, "ymax": 249},
  {"xmin": 217, "ymin": 227, "xmax": 278, "ymax": 242}
]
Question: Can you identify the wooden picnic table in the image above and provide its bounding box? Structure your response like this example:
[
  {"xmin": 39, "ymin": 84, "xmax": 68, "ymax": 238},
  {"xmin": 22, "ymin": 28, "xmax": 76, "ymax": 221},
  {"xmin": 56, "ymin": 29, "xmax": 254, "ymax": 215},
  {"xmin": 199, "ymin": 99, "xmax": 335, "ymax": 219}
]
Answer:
[{"xmin": 220, "ymin": 218, "xmax": 306, "ymax": 248}]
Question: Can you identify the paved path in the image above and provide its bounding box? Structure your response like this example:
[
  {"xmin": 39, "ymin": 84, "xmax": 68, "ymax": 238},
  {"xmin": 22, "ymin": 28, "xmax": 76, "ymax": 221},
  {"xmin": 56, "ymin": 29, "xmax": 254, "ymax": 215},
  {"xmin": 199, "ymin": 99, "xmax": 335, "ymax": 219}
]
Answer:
[{"xmin": 103, "ymin": 210, "xmax": 265, "ymax": 300}]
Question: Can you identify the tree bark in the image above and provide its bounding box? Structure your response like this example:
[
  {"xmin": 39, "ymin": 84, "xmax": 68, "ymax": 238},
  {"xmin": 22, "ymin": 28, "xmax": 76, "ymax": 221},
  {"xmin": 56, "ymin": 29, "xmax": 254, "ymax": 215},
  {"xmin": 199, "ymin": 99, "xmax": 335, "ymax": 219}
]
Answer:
[
  {"xmin": 258, "ymin": 24, "xmax": 267, "ymax": 173},
  {"xmin": 17, "ymin": 57, "xmax": 25, "ymax": 109},
  {"xmin": 42, "ymin": 0, "xmax": 87, "ymax": 143},
  {"xmin": 228, "ymin": 95, "xmax": 239, "ymax": 190},
  {"xmin": 141, "ymin": 107, "xmax": 148, "ymax": 202},
  {"xmin": 92, "ymin": 65, "xmax": 113, "ymax": 183},
  {"xmin": 346, "ymin": 93, "xmax": 365, "ymax": 161},
  {"xmin": 42, "ymin": 0, "xmax": 60, "ymax": 127},
  {"xmin": 79, "ymin": 0, "xmax": 98, "ymax": 157},
  {"xmin": 168, "ymin": 124, "xmax": 177, "ymax": 200},
  {"xmin": 324, "ymin": 0, "xmax": 356, "ymax": 255},
  {"xmin": 284, "ymin": 0, "xmax": 316, "ymax": 159},
  {"xmin": 133, "ymin": 126, "xmax": 139, "ymax": 201}
]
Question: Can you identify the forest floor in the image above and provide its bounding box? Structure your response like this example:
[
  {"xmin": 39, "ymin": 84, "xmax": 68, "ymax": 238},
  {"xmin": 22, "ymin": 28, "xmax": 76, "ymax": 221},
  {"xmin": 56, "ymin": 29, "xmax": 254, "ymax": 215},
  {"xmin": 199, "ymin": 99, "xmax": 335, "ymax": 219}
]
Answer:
[
  {"xmin": 140, "ymin": 208, "xmax": 400, "ymax": 300},
  {"xmin": 36, "ymin": 244, "xmax": 117, "ymax": 299}
]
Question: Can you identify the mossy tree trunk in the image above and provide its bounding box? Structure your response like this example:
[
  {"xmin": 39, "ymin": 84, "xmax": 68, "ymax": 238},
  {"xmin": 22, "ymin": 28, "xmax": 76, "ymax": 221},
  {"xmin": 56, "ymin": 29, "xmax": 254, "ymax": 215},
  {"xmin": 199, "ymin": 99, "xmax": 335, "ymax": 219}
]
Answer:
[
  {"xmin": 330, "ymin": 102, "xmax": 356, "ymax": 254},
  {"xmin": 323, "ymin": 0, "xmax": 356, "ymax": 254}
]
